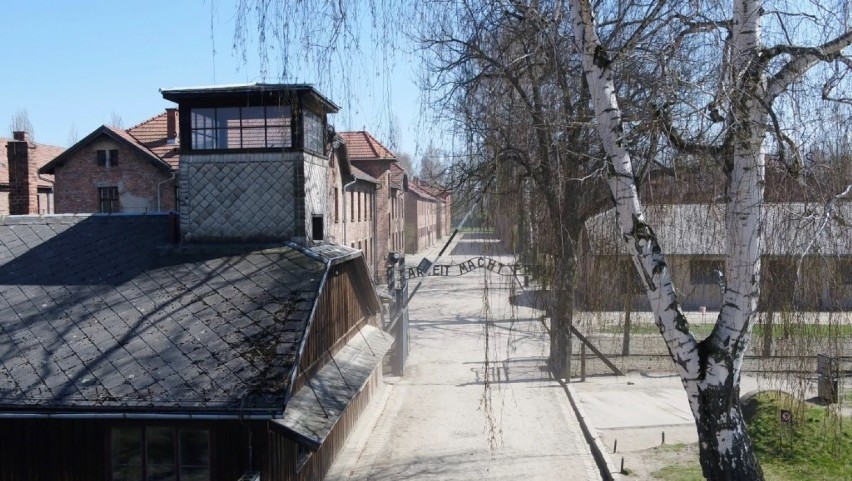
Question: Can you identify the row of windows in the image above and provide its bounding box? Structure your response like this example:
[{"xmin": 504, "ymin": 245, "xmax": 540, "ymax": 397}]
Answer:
[
  {"xmin": 190, "ymin": 106, "xmax": 292, "ymax": 150},
  {"xmin": 186, "ymin": 105, "xmax": 326, "ymax": 153},
  {"xmin": 332, "ymin": 188, "xmax": 377, "ymax": 223}
]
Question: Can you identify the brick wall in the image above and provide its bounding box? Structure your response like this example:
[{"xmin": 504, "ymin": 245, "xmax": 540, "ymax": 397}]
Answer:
[
  {"xmin": 404, "ymin": 193, "xmax": 439, "ymax": 254},
  {"xmin": 345, "ymin": 183, "xmax": 376, "ymax": 277},
  {"xmin": 6, "ymin": 140, "xmax": 38, "ymax": 215},
  {"xmin": 53, "ymin": 136, "xmax": 176, "ymax": 214},
  {"xmin": 350, "ymin": 160, "xmax": 409, "ymax": 281}
]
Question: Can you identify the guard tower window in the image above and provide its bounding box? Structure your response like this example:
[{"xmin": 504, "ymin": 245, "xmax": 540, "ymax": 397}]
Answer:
[{"xmin": 189, "ymin": 106, "xmax": 292, "ymax": 150}]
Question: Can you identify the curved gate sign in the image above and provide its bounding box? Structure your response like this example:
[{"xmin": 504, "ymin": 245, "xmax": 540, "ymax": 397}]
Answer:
[{"xmin": 406, "ymin": 256, "xmax": 529, "ymax": 280}]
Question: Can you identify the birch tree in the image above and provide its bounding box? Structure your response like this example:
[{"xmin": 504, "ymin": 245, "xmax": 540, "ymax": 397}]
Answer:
[{"xmin": 568, "ymin": 0, "xmax": 852, "ymax": 478}]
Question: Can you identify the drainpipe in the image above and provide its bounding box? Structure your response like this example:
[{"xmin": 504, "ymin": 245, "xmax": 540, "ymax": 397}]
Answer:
[
  {"xmin": 342, "ymin": 179, "xmax": 357, "ymax": 244},
  {"xmin": 157, "ymin": 171, "xmax": 177, "ymax": 212}
]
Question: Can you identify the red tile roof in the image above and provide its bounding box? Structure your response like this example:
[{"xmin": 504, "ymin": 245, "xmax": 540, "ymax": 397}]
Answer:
[
  {"xmin": 0, "ymin": 138, "xmax": 63, "ymax": 189},
  {"xmin": 414, "ymin": 179, "xmax": 451, "ymax": 199},
  {"xmin": 127, "ymin": 111, "xmax": 180, "ymax": 169},
  {"xmin": 407, "ymin": 182, "xmax": 437, "ymax": 201},
  {"xmin": 339, "ymin": 131, "xmax": 396, "ymax": 161}
]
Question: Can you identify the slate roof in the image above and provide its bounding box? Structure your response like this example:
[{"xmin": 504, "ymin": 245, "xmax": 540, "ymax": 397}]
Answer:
[
  {"xmin": 585, "ymin": 203, "xmax": 852, "ymax": 256},
  {"xmin": 127, "ymin": 111, "xmax": 180, "ymax": 168},
  {"xmin": 339, "ymin": 131, "xmax": 396, "ymax": 161},
  {"xmin": 0, "ymin": 138, "xmax": 63, "ymax": 189},
  {"xmin": 0, "ymin": 214, "xmax": 347, "ymax": 415}
]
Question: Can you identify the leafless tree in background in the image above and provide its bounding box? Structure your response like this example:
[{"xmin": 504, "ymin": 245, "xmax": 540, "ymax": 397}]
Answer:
[
  {"xmin": 232, "ymin": 1, "xmax": 852, "ymax": 477},
  {"xmin": 9, "ymin": 109, "xmax": 34, "ymax": 140}
]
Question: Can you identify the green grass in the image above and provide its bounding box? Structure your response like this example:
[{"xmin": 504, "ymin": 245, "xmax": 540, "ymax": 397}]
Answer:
[
  {"xmin": 648, "ymin": 443, "xmax": 703, "ymax": 480},
  {"xmin": 746, "ymin": 391, "xmax": 852, "ymax": 480},
  {"xmin": 652, "ymin": 464, "xmax": 704, "ymax": 481},
  {"xmin": 651, "ymin": 393, "xmax": 852, "ymax": 480}
]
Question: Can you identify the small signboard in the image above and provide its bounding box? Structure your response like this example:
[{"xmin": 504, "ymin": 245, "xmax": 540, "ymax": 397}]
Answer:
[
  {"xmin": 780, "ymin": 410, "xmax": 793, "ymax": 425},
  {"xmin": 417, "ymin": 258, "xmax": 433, "ymax": 275}
]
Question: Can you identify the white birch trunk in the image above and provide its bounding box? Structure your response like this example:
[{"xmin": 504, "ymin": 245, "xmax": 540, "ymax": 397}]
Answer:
[{"xmin": 569, "ymin": 0, "xmax": 765, "ymax": 478}]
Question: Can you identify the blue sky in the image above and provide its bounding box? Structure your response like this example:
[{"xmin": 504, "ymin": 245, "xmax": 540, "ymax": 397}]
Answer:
[{"xmin": 0, "ymin": 1, "xmax": 425, "ymax": 156}]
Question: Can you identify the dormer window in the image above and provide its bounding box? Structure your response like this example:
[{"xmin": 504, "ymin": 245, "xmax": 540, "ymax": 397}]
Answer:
[
  {"xmin": 189, "ymin": 106, "xmax": 292, "ymax": 150},
  {"xmin": 97, "ymin": 149, "xmax": 118, "ymax": 167}
]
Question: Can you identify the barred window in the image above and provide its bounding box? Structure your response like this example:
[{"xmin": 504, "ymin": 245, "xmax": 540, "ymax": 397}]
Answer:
[{"xmin": 98, "ymin": 187, "xmax": 120, "ymax": 214}]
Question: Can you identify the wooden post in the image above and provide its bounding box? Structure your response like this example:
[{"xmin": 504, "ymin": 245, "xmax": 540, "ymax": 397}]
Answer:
[{"xmin": 581, "ymin": 343, "xmax": 586, "ymax": 382}]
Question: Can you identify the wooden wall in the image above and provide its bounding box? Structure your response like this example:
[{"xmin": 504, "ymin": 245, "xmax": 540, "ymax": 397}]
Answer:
[
  {"xmin": 0, "ymin": 419, "xmax": 107, "ymax": 481},
  {"xmin": 259, "ymin": 367, "xmax": 382, "ymax": 481},
  {"xmin": 0, "ymin": 418, "xmax": 271, "ymax": 481},
  {"xmin": 294, "ymin": 259, "xmax": 379, "ymax": 393}
]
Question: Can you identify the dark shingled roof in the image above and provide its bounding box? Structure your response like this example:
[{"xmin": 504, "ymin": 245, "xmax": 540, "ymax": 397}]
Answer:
[{"xmin": 0, "ymin": 214, "xmax": 337, "ymax": 416}]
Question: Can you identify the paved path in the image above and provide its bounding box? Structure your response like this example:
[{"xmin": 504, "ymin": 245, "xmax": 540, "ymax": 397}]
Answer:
[{"xmin": 327, "ymin": 233, "xmax": 601, "ymax": 480}]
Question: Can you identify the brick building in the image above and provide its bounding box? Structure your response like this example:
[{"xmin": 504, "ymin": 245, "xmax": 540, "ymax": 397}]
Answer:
[
  {"xmin": 327, "ymin": 138, "xmax": 380, "ymax": 278},
  {"xmin": 404, "ymin": 181, "xmax": 440, "ymax": 254},
  {"xmin": 40, "ymin": 110, "xmax": 179, "ymax": 214},
  {"xmin": 1, "ymin": 132, "xmax": 63, "ymax": 215},
  {"xmin": 0, "ymin": 83, "xmax": 393, "ymax": 481},
  {"xmin": 416, "ymin": 179, "xmax": 453, "ymax": 239},
  {"xmin": 339, "ymin": 131, "xmax": 408, "ymax": 281}
]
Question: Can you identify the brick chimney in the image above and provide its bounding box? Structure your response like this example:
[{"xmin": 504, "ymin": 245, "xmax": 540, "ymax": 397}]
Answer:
[
  {"xmin": 165, "ymin": 108, "xmax": 178, "ymax": 144},
  {"xmin": 7, "ymin": 131, "xmax": 39, "ymax": 215}
]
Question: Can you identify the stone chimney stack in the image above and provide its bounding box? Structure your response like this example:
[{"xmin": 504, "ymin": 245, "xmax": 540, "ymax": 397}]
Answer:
[
  {"xmin": 7, "ymin": 131, "xmax": 39, "ymax": 215},
  {"xmin": 165, "ymin": 108, "xmax": 178, "ymax": 144}
]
